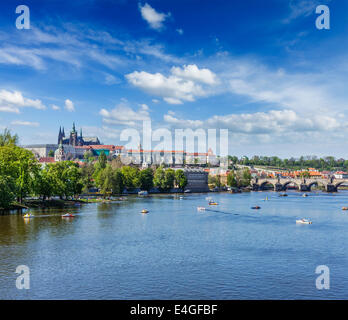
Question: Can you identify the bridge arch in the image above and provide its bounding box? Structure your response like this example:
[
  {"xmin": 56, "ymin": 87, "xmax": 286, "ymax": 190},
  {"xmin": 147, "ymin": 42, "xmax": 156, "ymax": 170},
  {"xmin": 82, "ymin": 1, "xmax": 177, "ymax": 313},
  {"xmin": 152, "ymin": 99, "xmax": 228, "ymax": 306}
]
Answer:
[
  {"xmin": 308, "ymin": 181, "xmax": 319, "ymax": 190},
  {"xmin": 282, "ymin": 181, "xmax": 300, "ymax": 190},
  {"xmin": 335, "ymin": 181, "xmax": 348, "ymax": 188},
  {"xmin": 259, "ymin": 181, "xmax": 275, "ymax": 190}
]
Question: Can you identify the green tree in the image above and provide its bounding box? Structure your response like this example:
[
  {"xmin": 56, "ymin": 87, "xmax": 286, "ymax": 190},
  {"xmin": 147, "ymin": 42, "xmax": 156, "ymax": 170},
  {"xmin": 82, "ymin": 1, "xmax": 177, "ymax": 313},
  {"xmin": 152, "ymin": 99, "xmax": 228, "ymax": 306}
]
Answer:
[
  {"xmin": 112, "ymin": 169, "xmax": 125, "ymax": 194},
  {"xmin": 153, "ymin": 166, "xmax": 165, "ymax": 190},
  {"xmin": 84, "ymin": 150, "xmax": 95, "ymax": 162},
  {"xmin": 48, "ymin": 150, "xmax": 55, "ymax": 157},
  {"xmin": 138, "ymin": 168, "xmax": 154, "ymax": 191},
  {"xmin": 0, "ymin": 145, "xmax": 39, "ymax": 203},
  {"xmin": 227, "ymin": 170, "xmax": 238, "ymax": 187},
  {"xmin": 0, "ymin": 128, "xmax": 18, "ymax": 146},
  {"xmin": 300, "ymin": 171, "xmax": 310, "ymax": 179},
  {"xmin": 164, "ymin": 168, "xmax": 175, "ymax": 190},
  {"xmin": 98, "ymin": 151, "xmax": 107, "ymax": 169},
  {"xmin": 239, "ymin": 168, "xmax": 252, "ymax": 187},
  {"xmin": 65, "ymin": 162, "xmax": 84, "ymax": 197},
  {"xmin": 32, "ymin": 165, "xmax": 55, "ymax": 200},
  {"xmin": 80, "ymin": 162, "xmax": 95, "ymax": 192},
  {"xmin": 99, "ymin": 165, "xmax": 113, "ymax": 197},
  {"xmin": 0, "ymin": 175, "xmax": 15, "ymax": 209},
  {"xmin": 48, "ymin": 161, "xmax": 83, "ymax": 199},
  {"xmin": 121, "ymin": 166, "xmax": 139, "ymax": 188},
  {"xmin": 175, "ymin": 170, "xmax": 187, "ymax": 189}
]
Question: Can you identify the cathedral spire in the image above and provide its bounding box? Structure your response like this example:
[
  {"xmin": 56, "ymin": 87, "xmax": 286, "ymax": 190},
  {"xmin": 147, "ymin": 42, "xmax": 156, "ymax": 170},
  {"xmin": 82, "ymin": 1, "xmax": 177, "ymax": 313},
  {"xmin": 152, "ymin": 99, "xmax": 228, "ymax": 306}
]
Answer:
[
  {"xmin": 58, "ymin": 126, "xmax": 62, "ymax": 144},
  {"xmin": 80, "ymin": 127, "xmax": 83, "ymax": 138}
]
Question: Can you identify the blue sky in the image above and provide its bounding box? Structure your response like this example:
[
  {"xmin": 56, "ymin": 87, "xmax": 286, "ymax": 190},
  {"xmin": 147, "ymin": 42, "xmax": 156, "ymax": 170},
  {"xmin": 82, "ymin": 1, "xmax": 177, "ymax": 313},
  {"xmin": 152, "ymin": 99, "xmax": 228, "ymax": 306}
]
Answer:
[{"xmin": 0, "ymin": 0, "xmax": 347, "ymax": 157}]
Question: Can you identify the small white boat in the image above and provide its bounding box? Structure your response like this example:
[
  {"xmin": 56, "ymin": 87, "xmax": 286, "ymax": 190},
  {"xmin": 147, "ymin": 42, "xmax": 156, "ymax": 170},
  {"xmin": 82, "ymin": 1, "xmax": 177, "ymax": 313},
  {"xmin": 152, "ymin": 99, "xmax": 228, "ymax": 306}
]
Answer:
[
  {"xmin": 138, "ymin": 190, "xmax": 148, "ymax": 196},
  {"xmin": 197, "ymin": 207, "xmax": 206, "ymax": 211},
  {"xmin": 296, "ymin": 218, "xmax": 312, "ymax": 225},
  {"xmin": 302, "ymin": 194, "xmax": 308, "ymax": 197},
  {"xmin": 62, "ymin": 213, "xmax": 75, "ymax": 218},
  {"xmin": 23, "ymin": 213, "xmax": 33, "ymax": 219}
]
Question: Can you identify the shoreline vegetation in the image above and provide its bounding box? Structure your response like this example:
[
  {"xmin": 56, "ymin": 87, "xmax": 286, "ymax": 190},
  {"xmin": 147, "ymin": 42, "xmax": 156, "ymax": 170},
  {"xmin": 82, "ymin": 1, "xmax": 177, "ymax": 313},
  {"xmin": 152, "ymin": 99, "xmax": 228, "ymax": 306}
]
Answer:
[
  {"xmin": 1, "ymin": 129, "xmax": 347, "ymax": 214},
  {"xmin": 3, "ymin": 185, "xmax": 347, "ymax": 214}
]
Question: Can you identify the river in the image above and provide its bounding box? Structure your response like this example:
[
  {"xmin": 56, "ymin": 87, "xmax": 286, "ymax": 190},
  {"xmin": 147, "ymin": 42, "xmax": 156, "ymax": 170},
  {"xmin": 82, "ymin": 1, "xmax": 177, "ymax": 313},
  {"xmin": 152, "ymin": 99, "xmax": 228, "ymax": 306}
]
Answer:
[{"xmin": 1, "ymin": 191, "xmax": 348, "ymax": 299}]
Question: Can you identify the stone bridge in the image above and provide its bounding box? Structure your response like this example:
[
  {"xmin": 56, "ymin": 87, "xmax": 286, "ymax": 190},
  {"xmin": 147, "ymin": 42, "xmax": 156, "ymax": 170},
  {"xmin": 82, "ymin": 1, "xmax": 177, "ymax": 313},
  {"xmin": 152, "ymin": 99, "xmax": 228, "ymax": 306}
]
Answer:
[{"xmin": 252, "ymin": 177, "xmax": 348, "ymax": 192}]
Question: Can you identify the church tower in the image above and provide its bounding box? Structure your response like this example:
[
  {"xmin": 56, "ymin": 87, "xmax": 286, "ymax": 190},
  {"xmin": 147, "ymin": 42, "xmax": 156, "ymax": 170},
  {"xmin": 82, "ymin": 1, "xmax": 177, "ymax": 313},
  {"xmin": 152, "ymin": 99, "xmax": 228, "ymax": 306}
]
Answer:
[
  {"xmin": 58, "ymin": 126, "xmax": 66, "ymax": 145},
  {"xmin": 54, "ymin": 143, "xmax": 66, "ymax": 162},
  {"xmin": 69, "ymin": 122, "xmax": 78, "ymax": 146},
  {"xmin": 58, "ymin": 126, "xmax": 62, "ymax": 144}
]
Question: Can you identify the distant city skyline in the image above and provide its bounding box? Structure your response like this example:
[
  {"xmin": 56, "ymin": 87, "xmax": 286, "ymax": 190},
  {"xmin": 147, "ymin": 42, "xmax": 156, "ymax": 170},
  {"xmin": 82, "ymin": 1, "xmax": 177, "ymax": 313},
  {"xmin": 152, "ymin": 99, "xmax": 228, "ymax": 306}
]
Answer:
[{"xmin": 0, "ymin": 0, "xmax": 347, "ymax": 158}]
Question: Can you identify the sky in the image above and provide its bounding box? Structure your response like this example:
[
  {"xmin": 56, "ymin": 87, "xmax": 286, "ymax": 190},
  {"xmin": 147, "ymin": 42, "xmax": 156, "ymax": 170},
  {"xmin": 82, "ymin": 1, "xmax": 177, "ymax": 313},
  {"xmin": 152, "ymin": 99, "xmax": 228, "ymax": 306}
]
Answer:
[{"xmin": 0, "ymin": 0, "xmax": 347, "ymax": 158}]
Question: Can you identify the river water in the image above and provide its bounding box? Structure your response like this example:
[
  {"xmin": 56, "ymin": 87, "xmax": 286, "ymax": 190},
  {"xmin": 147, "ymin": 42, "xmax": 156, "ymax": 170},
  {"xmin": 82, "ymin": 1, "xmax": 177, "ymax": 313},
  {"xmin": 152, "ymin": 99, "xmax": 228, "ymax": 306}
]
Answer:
[{"xmin": 0, "ymin": 191, "xmax": 348, "ymax": 299}]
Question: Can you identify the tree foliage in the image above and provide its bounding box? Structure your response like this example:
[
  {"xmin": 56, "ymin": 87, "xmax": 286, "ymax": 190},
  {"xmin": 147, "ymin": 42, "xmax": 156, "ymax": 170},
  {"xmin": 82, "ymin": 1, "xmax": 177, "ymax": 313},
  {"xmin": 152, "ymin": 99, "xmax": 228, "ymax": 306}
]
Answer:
[
  {"xmin": 138, "ymin": 168, "xmax": 154, "ymax": 191},
  {"xmin": 0, "ymin": 128, "xmax": 18, "ymax": 147},
  {"xmin": 175, "ymin": 170, "xmax": 187, "ymax": 189}
]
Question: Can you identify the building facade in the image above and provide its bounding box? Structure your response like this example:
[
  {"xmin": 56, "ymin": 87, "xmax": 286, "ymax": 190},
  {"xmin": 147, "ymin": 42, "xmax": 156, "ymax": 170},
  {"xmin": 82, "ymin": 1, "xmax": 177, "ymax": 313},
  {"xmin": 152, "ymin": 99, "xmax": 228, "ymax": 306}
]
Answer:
[
  {"xmin": 22, "ymin": 144, "xmax": 58, "ymax": 158},
  {"xmin": 58, "ymin": 123, "xmax": 101, "ymax": 146},
  {"xmin": 182, "ymin": 168, "xmax": 209, "ymax": 192},
  {"xmin": 120, "ymin": 147, "xmax": 219, "ymax": 167}
]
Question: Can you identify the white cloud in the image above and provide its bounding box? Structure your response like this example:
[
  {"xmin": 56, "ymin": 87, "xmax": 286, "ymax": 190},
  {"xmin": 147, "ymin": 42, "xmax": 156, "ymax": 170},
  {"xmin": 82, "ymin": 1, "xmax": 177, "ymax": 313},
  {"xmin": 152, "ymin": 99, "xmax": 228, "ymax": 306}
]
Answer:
[
  {"xmin": 124, "ymin": 40, "xmax": 182, "ymax": 63},
  {"xmin": 176, "ymin": 28, "xmax": 184, "ymax": 35},
  {"xmin": 104, "ymin": 74, "xmax": 121, "ymax": 85},
  {"xmin": 0, "ymin": 89, "xmax": 46, "ymax": 113},
  {"xmin": 11, "ymin": 120, "xmax": 40, "ymax": 127},
  {"xmin": 81, "ymin": 125, "xmax": 120, "ymax": 141},
  {"xmin": 100, "ymin": 102, "xmax": 150, "ymax": 126},
  {"xmin": 139, "ymin": 3, "xmax": 170, "ymax": 30},
  {"xmin": 171, "ymin": 64, "xmax": 217, "ymax": 85},
  {"xmin": 51, "ymin": 104, "xmax": 60, "ymax": 111},
  {"xmin": 284, "ymin": 0, "xmax": 324, "ymax": 23},
  {"xmin": 126, "ymin": 64, "xmax": 217, "ymax": 104},
  {"xmin": 64, "ymin": 99, "xmax": 75, "ymax": 112},
  {"xmin": 163, "ymin": 109, "xmax": 344, "ymax": 135},
  {"xmin": 164, "ymin": 113, "xmax": 204, "ymax": 128},
  {"xmin": 226, "ymin": 63, "xmax": 339, "ymax": 114}
]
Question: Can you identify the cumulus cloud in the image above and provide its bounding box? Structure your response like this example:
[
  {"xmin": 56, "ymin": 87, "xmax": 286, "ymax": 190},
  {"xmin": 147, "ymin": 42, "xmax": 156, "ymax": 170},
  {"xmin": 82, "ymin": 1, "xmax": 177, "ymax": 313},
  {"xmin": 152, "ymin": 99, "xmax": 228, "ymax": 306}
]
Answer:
[
  {"xmin": 171, "ymin": 64, "xmax": 217, "ymax": 85},
  {"xmin": 163, "ymin": 109, "xmax": 343, "ymax": 135},
  {"xmin": 100, "ymin": 102, "xmax": 150, "ymax": 126},
  {"xmin": 126, "ymin": 64, "xmax": 218, "ymax": 104},
  {"xmin": 64, "ymin": 99, "xmax": 75, "ymax": 112},
  {"xmin": 0, "ymin": 89, "xmax": 46, "ymax": 113},
  {"xmin": 51, "ymin": 104, "xmax": 60, "ymax": 111},
  {"xmin": 226, "ymin": 64, "xmax": 336, "ymax": 114},
  {"xmin": 139, "ymin": 3, "xmax": 170, "ymax": 30}
]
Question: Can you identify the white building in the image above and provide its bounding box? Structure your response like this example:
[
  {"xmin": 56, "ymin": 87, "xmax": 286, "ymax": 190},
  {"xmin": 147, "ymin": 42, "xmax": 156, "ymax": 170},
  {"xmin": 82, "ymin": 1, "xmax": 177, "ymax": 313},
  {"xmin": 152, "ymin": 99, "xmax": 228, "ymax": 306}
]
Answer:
[
  {"xmin": 120, "ymin": 148, "xmax": 219, "ymax": 167},
  {"xmin": 22, "ymin": 144, "xmax": 58, "ymax": 158},
  {"xmin": 334, "ymin": 171, "xmax": 348, "ymax": 179}
]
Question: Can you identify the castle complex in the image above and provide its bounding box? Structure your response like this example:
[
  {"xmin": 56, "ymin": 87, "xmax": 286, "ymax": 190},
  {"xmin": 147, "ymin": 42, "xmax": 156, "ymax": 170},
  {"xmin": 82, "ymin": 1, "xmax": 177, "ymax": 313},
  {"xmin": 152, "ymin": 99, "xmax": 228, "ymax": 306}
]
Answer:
[{"xmin": 58, "ymin": 123, "xmax": 101, "ymax": 146}]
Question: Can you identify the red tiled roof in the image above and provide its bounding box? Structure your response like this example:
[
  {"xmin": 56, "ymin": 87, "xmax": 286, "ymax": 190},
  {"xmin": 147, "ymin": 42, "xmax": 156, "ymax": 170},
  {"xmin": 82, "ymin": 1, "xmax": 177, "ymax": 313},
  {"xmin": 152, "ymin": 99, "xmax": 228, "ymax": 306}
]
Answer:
[
  {"xmin": 39, "ymin": 157, "xmax": 55, "ymax": 163},
  {"xmin": 75, "ymin": 145, "xmax": 124, "ymax": 151},
  {"xmin": 127, "ymin": 149, "xmax": 185, "ymax": 154}
]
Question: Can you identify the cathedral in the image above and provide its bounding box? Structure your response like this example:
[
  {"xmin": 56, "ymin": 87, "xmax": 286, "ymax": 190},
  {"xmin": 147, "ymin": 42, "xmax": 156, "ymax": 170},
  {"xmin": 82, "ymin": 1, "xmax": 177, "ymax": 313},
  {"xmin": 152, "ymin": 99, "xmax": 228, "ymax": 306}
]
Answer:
[{"xmin": 58, "ymin": 123, "xmax": 101, "ymax": 146}]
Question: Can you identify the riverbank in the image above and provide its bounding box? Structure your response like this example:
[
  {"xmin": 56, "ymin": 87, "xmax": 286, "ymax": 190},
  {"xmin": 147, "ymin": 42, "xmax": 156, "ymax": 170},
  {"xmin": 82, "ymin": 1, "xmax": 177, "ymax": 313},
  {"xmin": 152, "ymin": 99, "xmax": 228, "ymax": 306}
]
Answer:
[{"xmin": 0, "ymin": 199, "xmax": 85, "ymax": 214}]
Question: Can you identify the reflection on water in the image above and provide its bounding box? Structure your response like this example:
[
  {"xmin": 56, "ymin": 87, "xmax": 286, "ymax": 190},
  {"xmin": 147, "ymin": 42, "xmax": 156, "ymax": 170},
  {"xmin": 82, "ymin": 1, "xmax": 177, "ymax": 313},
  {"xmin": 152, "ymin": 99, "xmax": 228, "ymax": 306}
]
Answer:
[{"xmin": 1, "ymin": 191, "xmax": 348, "ymax": 299}]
